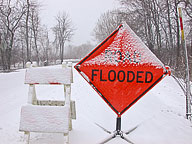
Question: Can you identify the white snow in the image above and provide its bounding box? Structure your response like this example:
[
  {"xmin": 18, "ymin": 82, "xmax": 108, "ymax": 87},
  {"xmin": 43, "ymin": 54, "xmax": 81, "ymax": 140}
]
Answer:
[
  {"xmin": 19, "ymin": 104, "xmax": 70, "ymax": 133},
  {"xmin": 25, "ymin": 67, "xmax": 72, "ymax": 84},
  {"xmin": 0, "ymin": 65, "xmax": 192, "ymax": 144}
]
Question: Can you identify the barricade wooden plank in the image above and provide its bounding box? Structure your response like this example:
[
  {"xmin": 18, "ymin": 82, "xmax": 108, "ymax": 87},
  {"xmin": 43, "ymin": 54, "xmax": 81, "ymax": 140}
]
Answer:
[
  {"xmin": 25, "ymin": 67, "xmax": 72, "ymax": 85},
  {"xmin": 19, "ymin": 104, "xmax": 70, "ymax": 133}
]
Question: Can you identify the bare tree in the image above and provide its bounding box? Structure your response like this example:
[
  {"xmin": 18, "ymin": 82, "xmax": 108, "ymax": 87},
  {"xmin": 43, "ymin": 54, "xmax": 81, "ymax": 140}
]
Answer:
[
  {"xmin": 39, "ymin": 26, "xmax": 50, "ymax": 65},
  {"xmin": 93, "ymin": 10, "xmax": 122, "ymax": 42},
  {"xmin": 183, "ymin": 0, "xmax": 192, "ymax": 19},
  {"xmin": 52, "ymin": 12, "xmax": 74, "ymax": 63},
  {"xmin": 118, "ymin": 0, "xmax": 190, "ymax": 67},
  {"xmin": 25, "ymin": 0, "xmax": 30, "ymax": 62},
  {"xmin": 0, "ymin": 0, "xmax": 26, "ymax": 70},
  {"xmin": 30, "ymin": 3, "xmax": 40, "ymax": 65}
]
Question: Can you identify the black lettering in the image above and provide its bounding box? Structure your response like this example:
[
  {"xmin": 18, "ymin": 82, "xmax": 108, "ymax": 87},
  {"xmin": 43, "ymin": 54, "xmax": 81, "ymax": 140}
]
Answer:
[
  {"xmin": 92, "ymin": 69, "xmax": 99, "ymax": 81},
  {"xmin": 114, "ymin": 50, "xmax": 122, "ymax": 63},
  {"xmin": 137, "ymin": 71, "xmax": 144, "ymax": 83},
  {"xmin": 105, "ymin": 50, "xmax": 113, "ymax": 62},
  {"xmin": 123, "ymin": 51, "xmax": 132, "ymax": 63},
  {"xmin": 127, "ymin": 71, "xmax": 135, "ymax": 82},
  {"xmin": 100, "ymin": 70, "xmax": 107, "ymax": 81},
  {"xmin": 108, "ymin": 70, "xmax": 116, "ymax": 82},
  {"xmin": 145, "ymin": 71, "xmax": 153, "ymax": 83},
  {"xmin": 133, "ymin": 51, "xmax": 141, "ymax": 63},
  {"xmin": 92, "ymin": 69, "xmax": 152, "ymax": 83},
  {"xmin": 117, "ymin": 70, "xmax": 125, "ymax": 82}
]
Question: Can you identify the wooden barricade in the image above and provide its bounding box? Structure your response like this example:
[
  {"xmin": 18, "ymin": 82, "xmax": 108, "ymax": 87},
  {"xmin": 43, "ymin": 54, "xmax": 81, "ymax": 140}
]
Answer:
[{"xmin": 19, "ymin": 62, "xmax": 76, "ymax": 144}]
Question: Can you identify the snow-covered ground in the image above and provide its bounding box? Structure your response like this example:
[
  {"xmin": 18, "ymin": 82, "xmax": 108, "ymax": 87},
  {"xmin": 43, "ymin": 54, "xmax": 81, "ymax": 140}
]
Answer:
[{"xmin": 0, "ymin": 65, "xmax": 192, "ymax": 144}]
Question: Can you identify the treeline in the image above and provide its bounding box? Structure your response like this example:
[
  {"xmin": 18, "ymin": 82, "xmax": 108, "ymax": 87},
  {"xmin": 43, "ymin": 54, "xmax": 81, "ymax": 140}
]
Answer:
[
  {"xmin": 1, "ymin": 0, "xmax": 192, "ymax": 81},
  {"xmin": 64, "ymin": 42, "xmax": 94, "ymax": 59},
  {"xmin": 0, "ymin": 0, "xmax": 93, "ymax": 71},
  {"xmin": 0, "ymin": 0, "xmax": 48, "ymax": 70},
  {"xmin": 93, "ymin": 0, "xmax": 192, "ymax": 80}
]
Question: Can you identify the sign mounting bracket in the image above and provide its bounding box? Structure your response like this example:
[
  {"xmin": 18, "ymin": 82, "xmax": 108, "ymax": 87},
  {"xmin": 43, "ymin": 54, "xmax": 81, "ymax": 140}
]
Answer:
[{"xmin": 98, "ymin": 116, "xmax": 135, "ymax": 144}]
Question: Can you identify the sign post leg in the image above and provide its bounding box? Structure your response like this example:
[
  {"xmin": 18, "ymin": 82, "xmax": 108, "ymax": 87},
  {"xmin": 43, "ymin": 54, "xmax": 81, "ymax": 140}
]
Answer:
[
  {"xmin": 98, "ymin": 116, "xmax": 135, "ymax": 144},
  {"xmin": 116, "ymin": 116, "xmax": 121, "ymax": 135}
]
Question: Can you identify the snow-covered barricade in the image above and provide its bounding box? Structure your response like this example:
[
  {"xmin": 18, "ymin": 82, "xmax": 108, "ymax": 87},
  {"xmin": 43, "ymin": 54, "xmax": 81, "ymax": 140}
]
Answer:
[{"xmin": 19, "ymin": 61, "xmax": 76, "ymax": 144}]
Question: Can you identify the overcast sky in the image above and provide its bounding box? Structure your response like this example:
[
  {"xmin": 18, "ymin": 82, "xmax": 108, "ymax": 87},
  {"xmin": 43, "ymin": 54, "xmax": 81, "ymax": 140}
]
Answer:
[{"xmin": 40, "ymin": 0, "xmax": 119, "ymax": 46}]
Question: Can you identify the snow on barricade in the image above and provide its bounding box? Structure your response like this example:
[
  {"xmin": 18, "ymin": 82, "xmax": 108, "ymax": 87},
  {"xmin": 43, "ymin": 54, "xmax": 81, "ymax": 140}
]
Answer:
[
  {"xmin": 19, "ymin": 104, "xmax": 70, "ymax": 133},
  {"xmin": 25, "ymin": 67, "xmax": 72, "ymax": 85}
]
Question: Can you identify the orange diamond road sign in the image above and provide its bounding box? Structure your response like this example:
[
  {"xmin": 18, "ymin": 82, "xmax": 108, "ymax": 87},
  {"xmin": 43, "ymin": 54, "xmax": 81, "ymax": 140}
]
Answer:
[{"xmin": 74, "ymin": 22, "xmax": 170, "ymax": 116}]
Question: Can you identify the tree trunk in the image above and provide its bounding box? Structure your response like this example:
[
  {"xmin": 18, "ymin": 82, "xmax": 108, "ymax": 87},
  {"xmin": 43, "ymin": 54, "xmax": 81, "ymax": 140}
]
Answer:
[
  {"xmin": 26, "ymin": 0, "xmax": 30, "ymax": 62},
  {"xmin": 175, "ymin": 0, "xmax": 181, "ymax": 69},
  {"xmin": 6, "ymin": 33, "xmax": 14, "ymax": 70},
  {"xmin": 166, "ymin": 0, "xmax": 174, "ymax": 66}
]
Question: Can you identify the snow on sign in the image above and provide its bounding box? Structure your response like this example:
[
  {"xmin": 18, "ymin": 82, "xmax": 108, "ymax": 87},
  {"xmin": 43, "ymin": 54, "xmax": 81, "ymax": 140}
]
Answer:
[{"xmin": 74, "ymin": 22, "xmax": 170, "ymax": 116}]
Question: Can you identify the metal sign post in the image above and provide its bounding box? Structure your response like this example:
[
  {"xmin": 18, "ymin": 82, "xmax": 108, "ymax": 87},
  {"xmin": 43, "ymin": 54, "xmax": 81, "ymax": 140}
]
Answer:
[
  {"xmin": 98, "ymin": 116, "xmax": 135, "ymax": 144},
  {"xmin": 178, "ymin": 7, "xmax": 191, "ymax": 120}
]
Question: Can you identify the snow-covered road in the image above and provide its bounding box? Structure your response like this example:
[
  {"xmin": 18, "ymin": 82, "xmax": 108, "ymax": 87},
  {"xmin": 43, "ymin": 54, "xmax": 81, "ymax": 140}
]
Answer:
[{"xmin": 0, "ymin": 65, "xmax": 192, "ymax": 144}]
